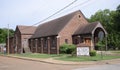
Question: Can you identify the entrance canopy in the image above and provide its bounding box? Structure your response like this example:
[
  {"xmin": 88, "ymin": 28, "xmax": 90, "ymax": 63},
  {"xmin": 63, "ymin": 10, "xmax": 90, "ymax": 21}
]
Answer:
[{"xmin": 73, "ymin": 21, "xmax": 107, "ymax": 50}]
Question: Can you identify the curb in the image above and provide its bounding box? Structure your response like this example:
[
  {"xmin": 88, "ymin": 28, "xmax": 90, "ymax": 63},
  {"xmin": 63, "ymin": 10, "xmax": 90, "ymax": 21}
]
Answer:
[
  {"xmin": 1, "ymin": 55, "xmax": 120, "ymax": 65},
  {"xmin": 1, "ymin": 55, "xmax": 64, "ymax": 65}
]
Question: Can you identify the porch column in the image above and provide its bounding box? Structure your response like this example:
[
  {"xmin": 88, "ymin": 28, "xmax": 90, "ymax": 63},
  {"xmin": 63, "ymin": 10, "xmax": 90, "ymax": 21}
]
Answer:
[
  {"xmin": 35, "ymin": 39, "xmax": 38, "ymax": 53},
  {"xmin": 77, "ymin": 35, "xmax": 80, "ymax": 44},
  {"xmin": 31, "ymin": 39, "xmax": 33, "ymax": 53},
  {"xmin": 91, "ymin": 34, "xmax": 94, "ymax": 50},
  {"xmin": 15, "ymin": 35, "xmax": 18, "ymax": 53},
  {"xmin": 47, "ymin": 37, "xmax": 50, "ymax": 54},
  {"xmin": 21, "ymin": 40, "xmax": 23, "ymax": 54},
  {"xmin": 41, "ymin": 38, "xmax": 43, "ymax": 53},
  {"xmin": 57, "ymin": 36, "xmax": 60, "ymax": 54}
]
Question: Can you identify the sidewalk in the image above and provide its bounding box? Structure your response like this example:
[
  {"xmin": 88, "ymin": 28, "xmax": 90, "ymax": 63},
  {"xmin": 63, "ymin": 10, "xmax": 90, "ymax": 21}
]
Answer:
[{"xmin": 1, "ymin": 55, "xmax": 120, "ymax": 65}]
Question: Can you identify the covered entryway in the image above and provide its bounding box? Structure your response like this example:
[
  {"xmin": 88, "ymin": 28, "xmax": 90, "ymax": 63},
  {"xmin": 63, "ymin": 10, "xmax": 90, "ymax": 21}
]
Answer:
[
  {"xmin": 93, "ymin": 27, "xmax": 106, "ymax": 50},
  {"xmin": 73, "ymin": 22, "xmax": 107, "ymax": 51}
]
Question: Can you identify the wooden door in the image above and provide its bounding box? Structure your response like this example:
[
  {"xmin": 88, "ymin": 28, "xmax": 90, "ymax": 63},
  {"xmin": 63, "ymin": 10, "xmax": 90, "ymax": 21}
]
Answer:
[{"xmin": 85, "ymin": 38, "xmax": 91, "ymax": 46}]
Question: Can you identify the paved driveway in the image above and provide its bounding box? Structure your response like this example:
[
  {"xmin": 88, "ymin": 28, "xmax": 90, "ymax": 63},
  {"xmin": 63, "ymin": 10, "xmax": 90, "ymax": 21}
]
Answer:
[
  {"xmin": 0, "ymin": 56, "xmax": 85, "ymax": 70},
  {"xmin": 74, "ymin": 63, "xmax": 120, "ymax": 70},
  {"xmin": 0, "ymin": 56, "xmax": 120, "ymax": 70}
]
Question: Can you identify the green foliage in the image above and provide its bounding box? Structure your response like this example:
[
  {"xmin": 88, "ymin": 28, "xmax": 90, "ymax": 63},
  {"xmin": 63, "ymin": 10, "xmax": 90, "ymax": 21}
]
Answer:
[
  {"xmin": 89, "ymin": 9, "xmax": 112, "ymax": 33},
  {"xmin": 89, "ymin": 50, "xmax": 96, "ymax": 57},
  {"xmin": 0, "ymin": 28, "xmax": 14, "ymax": 43},
  {"xmin": 59, "ymin": 44, "xmax": 68, "ymax": 54},
  {"xmin": 60, "ymin": 43, "xmax": 76, "ymax": 54},
  {"xmin": 96, "ymin": 39, "xmax": 106, "ymax": 50},
  {"xmin": 112, "ymin": 5, "xmax": 120, "ymax": 32},
  {"xmin": 10, "ymin": 53, "xmax": 120, "ymax": 62},
  {"xmin": 89, "ymin": 5, "xmax": 120, "ymax": 50}
]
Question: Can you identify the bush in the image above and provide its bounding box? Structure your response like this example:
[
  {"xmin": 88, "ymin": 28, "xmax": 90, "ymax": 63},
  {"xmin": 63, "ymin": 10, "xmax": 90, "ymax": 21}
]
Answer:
[
  {"xmin": 59, "ymin": 44, "xmax": 68, "ymax": 54},
  {"xmin": 89, "ymin": 50, "xmax": 96, "ymax": 56},
  {"xmin": 66, "ymin": 44, "xmax": 76, "ymax": 54},
  {"xmin": 60, "ymin": 43, "xmax": 76, "ymax": 54}
]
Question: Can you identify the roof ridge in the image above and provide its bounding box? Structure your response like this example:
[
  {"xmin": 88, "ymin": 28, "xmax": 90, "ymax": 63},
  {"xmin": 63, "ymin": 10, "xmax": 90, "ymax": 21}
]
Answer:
[
  {"xmin": 31, "ymin": 10, "xmax": 82, "ymax": 38},
  {"xmin": 38, "ymin": 10, "xmax": 81, "ymax": 26},
  {"xmin": 17, "ymin": 25, "xmax": 36, "ymax": 27}
]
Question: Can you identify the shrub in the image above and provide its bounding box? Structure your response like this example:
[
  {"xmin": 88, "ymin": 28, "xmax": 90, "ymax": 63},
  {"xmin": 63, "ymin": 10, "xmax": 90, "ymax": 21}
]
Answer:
[
  {"xmin": 59, "ymin": 44, "xmax": 68, "ymax": 54},
  {"xmin": 66, "ymin": 44, "xmax": 76, "ymax": 54},
  {"xmin": 89, "ymin": 50, "xmax": 96, "ymax": 56},
  {"xmin": 60, "ymin": 43, "xmax": 76, "ymax": 54},
  {"xmin": 96, "ymin": 40, "xmax": 105, "ymax": 50}
]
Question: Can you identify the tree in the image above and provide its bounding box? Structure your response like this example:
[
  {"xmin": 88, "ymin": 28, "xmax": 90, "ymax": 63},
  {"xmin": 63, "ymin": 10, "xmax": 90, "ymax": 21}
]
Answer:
[
  {"xmin": 0, "ymin": 28, "xmax": 14, "ymax": 43},
  {"xmin": 89, "ymin": 5, "xmax": 120, "ymax": 50},
  {"xmin": 89, "ymin": 9, "xmax": 113, "ymax": 33},
  {"xmin": 112, "ymin": 5, "xmax": 120, "ymax": 32}
]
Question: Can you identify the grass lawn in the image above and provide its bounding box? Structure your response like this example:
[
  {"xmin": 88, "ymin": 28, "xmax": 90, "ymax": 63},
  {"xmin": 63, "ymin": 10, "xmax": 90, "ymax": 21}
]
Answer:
[
  {"xmin": 10, "ymin": 53, "xmax": 62, "ymax": 58},
  {"xmin": 111, "ymin": 51, "xmax": 120, "ymax": 53},
  {"xmin": 8, "ymin": 52, "xmax": 120, "ymax": 62},
  {"xmin": 0, "ymin": 52, "xmax": 2, "ymax": 54},
  {"xmin": 55, "ymin": 54, "xmax": 120, "ymax": 62}
]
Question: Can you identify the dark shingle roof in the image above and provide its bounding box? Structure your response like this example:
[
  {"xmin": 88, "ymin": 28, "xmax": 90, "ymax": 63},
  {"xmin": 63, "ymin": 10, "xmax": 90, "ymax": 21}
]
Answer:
[
  {"xmin": 31, "ymin": 10, "xmax": 82, "ymax": 38},
  {"xmin": 74, "ymin": 22, "xmax": 99, "ymax": 35},
  {"xmin": 17, "ymin": 25, "xmax": 37, "ymax": 34}
]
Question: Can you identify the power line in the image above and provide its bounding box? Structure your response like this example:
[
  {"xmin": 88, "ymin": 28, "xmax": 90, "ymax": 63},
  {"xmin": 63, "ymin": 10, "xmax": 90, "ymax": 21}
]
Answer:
[
  {"xmin": 67, "ymin": 0, "xmax": 91, "ymax": 11},
  {"xmin": 55, "ymin": 0, "xmax": 91, "ymax": 17},
  {"xmin": 21, "ymin": 0, "xmax": 78, "ymax": 30}
]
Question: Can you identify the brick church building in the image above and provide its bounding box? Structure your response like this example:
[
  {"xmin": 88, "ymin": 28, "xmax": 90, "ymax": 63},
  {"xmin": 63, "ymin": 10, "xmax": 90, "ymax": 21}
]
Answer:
[
  {"xmin": 6, "ymin": 25, "xmax": 36, "ymax": 54},
  {"xmin": 29, "ymin": 10, "xmax": 107, "ymax": 54}
]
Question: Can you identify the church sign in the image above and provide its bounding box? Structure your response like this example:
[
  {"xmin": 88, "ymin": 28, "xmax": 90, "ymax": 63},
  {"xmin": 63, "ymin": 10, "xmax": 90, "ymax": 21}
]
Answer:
[{"xmin": 77, "ymin": 47, "xmax": 89, "ymax": 56}]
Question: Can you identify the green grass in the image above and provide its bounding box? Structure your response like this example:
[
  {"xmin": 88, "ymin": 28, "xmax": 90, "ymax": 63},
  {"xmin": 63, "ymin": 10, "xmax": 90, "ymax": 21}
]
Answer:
[
  {"xmin": 0, "ymin": 52, "xmax": 6, "ymax": 55},
  {"xmin": 55, "ymin": 54, "xmax": 120, "ymax": 62},
  {"xmin": 9, "ymin": 53, "xmax": 120, "ymax": 62},
  {"xmin": 11, "ymin": 53, "xmax": 61, "ymax": 58},
  {"xmin": 0, "ymin": 52, "xmax": 2, "ymax": 54},
  {"xmin": 111, "ymin": 51, "xmax": 120, "ymax": 53}
]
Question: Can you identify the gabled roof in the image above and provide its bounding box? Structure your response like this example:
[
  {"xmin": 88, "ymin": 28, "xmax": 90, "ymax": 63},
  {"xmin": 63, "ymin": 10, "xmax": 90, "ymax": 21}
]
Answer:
[
  {"xmin": 31, "ymin": 10, "xmax": 84, "ymax": 38},
  {"xmin": 16, "ymin": 25, "xmax": 36, "ymax": 34},
  {"xmin": 74, "ymin": 22, "xmax": 99, "ymax": 35}
]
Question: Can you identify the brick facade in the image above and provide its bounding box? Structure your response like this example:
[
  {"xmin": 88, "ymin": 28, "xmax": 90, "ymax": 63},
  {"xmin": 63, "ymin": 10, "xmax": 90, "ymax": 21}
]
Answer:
[
  {"xmin": 6, "ymin": 37, "xmax": 15, "ymax": 54},
  {"xmin": 6, "ymin": 10, "xmax": 107, "ymax": 54},
  {"xmin": 6, "ymin": 26, "xmax": 36, "ymax": 54},
  {"xmin": 29, "ymin": 10, "xmax": 107, "ymax": 54},
  {"xmin": 58, "ymin": 12, "xmax": 88, "ymax": 45}
]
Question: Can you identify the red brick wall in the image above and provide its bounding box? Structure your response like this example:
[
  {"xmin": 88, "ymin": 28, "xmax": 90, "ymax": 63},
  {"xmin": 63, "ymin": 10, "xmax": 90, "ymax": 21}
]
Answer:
[
  {"xmin": 58, "ymin": 12, "xmax": 88, "ymax": 46},
  {"xmin": 15, "ymin": 27, "xmax": 33, "ymax": 53},
  {"xmin": 15, "ymin": 28, "xmax": 21, "ymax": 53}
]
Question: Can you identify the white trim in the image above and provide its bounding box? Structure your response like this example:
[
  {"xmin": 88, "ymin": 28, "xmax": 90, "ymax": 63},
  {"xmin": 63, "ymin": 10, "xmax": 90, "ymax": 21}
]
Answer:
[
  {"xmin": 92, "ymin": 22, "xmax": 107, "ymax": 35},
  {"xmin": 57, "ymin": 36, "xmax": 60, "ymax": 38}
]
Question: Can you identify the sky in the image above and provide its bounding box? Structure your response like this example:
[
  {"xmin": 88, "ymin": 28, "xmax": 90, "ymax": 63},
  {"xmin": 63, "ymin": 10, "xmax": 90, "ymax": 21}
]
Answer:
[{"xmin": 0, "ymin": 0, "xmax": 120, "ymax": 30}]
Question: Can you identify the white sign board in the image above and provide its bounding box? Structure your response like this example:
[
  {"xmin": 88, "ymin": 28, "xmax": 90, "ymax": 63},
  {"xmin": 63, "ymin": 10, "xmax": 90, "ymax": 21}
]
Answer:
[{"xmin": 77, "ymin": 47, "xmax": 89, "ymax": 56}]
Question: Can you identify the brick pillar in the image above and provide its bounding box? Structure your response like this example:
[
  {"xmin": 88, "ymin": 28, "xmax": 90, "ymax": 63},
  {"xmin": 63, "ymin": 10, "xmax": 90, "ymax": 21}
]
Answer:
[
  {"xmin": 91, "ymin": 34, "xmax": 94, "ymax": 50},
  {"xmin": 47, "ymin": 37, "xmax": 50, "ymax": 54},
  {"xmin": 77, "ymin": 35, "xmax": 80, "ymax": 44},
  {"xmin": 56, "ymin": 36, "xmax": 60, "ymax": 54},
  {"xmin": 35, "ymin": 39, "xmax": 38, "ymax": 53},
  {"xmin": 31, "ymin": 39, "xmax": 33, "ymax": 53},
  {"xmin": 41, "ymin": 38, "xmax": 43, "ymax": 53}
]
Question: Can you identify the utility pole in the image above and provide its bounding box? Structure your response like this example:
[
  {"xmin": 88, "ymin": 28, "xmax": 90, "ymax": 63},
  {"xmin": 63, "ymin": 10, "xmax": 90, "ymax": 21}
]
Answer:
[{"xmin": 7, "ymin": 24, "xmax": 9, "ymax": 54}]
